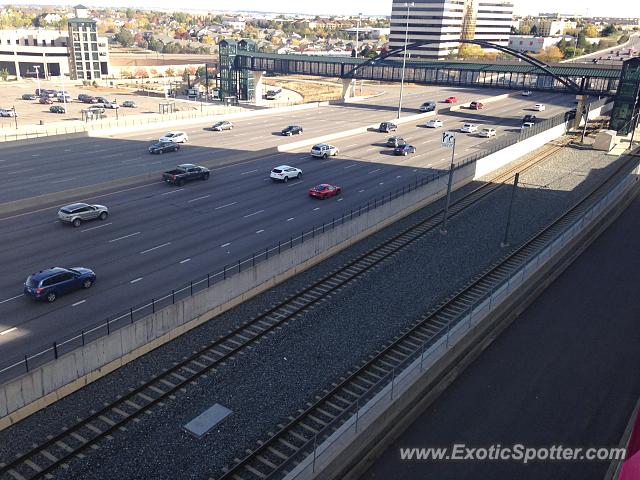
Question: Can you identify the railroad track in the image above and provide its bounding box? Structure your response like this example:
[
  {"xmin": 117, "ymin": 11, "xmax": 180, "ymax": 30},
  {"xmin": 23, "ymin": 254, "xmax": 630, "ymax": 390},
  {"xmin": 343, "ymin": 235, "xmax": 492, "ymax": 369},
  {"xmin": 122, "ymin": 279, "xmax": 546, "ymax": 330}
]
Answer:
[
  {"xmin": 216, "ymin": 150, "xmax": 638, "ymax": 480},
  {"xmin": 0, "ymin": 140, "xmax": 567, "ymax": 480}
]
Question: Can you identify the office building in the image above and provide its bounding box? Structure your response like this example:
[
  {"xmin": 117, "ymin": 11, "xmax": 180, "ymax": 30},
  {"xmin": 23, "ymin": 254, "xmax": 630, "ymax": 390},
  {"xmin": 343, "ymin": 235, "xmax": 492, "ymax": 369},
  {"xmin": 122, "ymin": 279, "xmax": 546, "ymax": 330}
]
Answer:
[{"xmin": 388, "ymin": 0, "xmax": 514, "ymax": 60}]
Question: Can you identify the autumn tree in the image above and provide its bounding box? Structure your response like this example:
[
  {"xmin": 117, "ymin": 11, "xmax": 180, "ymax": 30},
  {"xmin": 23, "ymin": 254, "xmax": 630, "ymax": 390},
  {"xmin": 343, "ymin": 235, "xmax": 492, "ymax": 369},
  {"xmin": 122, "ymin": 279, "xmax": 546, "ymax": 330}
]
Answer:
[
  {"xmin": 537, "ymin": 45, "xmax": 563, "ymax": 63},
  {"xmin": 583, "ymin": 24, "xmax": 598, "ymax": 38}
]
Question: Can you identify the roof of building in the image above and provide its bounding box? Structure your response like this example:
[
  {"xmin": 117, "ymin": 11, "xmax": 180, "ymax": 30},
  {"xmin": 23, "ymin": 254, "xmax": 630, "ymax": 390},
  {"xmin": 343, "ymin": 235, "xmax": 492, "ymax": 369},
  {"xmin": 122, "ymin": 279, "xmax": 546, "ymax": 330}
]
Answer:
[{"xmin": 68, "ymin": 17, "xmax": 96, "ymax": 24}]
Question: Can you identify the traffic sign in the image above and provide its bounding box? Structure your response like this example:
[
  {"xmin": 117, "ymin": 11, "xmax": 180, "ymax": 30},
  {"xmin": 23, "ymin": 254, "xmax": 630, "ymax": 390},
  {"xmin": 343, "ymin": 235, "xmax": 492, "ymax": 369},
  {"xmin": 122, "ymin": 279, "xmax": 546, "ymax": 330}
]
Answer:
[{"xmin": 442, "ymin": 131, "xmax": 455, "ymax": 147}]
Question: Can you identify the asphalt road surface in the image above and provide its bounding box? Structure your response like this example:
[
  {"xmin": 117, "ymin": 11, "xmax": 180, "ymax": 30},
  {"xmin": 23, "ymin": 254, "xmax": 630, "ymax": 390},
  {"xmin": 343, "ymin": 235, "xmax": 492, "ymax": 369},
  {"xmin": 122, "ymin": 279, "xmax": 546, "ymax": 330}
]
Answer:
[{"xmin": 362, "ymin": 191, "xmax": 640, "ymax": 480}]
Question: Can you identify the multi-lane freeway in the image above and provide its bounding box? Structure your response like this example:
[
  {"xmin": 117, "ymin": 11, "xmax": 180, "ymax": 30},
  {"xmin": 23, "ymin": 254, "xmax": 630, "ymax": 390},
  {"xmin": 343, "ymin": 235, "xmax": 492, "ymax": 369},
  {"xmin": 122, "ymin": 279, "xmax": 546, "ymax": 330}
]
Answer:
[{"xmin": 0, "ymin": 86, "xmax": 578, "ymax": 368}]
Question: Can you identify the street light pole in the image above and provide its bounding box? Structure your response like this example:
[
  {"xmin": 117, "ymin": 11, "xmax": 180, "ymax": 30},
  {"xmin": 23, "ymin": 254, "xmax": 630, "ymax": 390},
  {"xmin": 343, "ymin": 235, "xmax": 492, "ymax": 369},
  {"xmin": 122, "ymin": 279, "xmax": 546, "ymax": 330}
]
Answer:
[
  {"xmin": 33, "ymin": 65, "xmax": 41, "ymax": 94},
  {"xmin": 353, "ymin": 12, "xmax": 362, "ymax": 98},
  {"xmin": 397, "ymin": 2, "xmax": 414, "ymax": 120}
]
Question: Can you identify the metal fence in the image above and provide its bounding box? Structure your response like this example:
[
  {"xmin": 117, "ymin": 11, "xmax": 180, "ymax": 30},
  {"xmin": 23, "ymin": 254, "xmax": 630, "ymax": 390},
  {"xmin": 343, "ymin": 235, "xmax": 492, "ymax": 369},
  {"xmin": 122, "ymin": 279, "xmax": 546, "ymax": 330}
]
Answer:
[
  {"xmin": 0, "ymin": 105, "xmax": 600, "ymax": 384},
  {"xmin": 284, "ymin": 151, "xmax": 636, "ymax": 480}
]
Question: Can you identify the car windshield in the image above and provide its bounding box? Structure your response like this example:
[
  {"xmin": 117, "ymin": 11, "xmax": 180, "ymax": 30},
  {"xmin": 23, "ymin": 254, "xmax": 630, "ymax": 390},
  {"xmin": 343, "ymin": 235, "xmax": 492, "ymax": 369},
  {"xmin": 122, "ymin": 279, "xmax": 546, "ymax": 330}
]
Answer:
[
  {"xmin": 68, "ymin": 268, "xmax": 80, "ymax": 275},
  {"xmin": 314, "ymin": 185, "xmax": 327, "ymax": 191}
]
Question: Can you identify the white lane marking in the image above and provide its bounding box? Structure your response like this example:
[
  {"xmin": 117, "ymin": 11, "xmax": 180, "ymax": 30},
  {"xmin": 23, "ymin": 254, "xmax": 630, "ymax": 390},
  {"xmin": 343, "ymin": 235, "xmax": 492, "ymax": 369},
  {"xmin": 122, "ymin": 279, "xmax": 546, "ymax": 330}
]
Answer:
[
  {"xmin": 337, "ymin": 198, "xmax": 344, "ymax": 201},
  {"xmin": 140, "ymin": 242, "xmax": 171, "ymax": 254},
  {"xmin": 31, "ymin": 154, "xmax": 40, "ymax": 157},
  {"xmin": 215, "ymin": 202, "xmax": 237, "ymax": 210},
  {"xmin": 243, "ymin": 209, "xmax": 264, "ymax": 218},
  {"xmin": 31, "ymin": 173, "xmax": 57, "ymax": 179},
  {"xmin": 93, "ymin": 149, "xmax": 108, "ymax": 154},
  {"xmin": 161, "ymin": 188, "xmax": 184, "ymax": 195},
  {"xmin": 188, "ymin": 194, "xmax": 211, "ymax": 203},
  {"xmin": 344, "ymin": 164, "xmax": 357, "ymax": 169},
  {"xmin": 344, "ymin": 143, "xmax": 358, "ymax": 148},
  {"xmin": 109, "ymin": 231, "xmax": 140, "ymax": 243},
  {"xmin": 240, "ymin": 169, "xmax": 258, "ymax": 175},
  {"xmin": 149, "ymin": 161, "xmax": 162, "ymax": 165},
  {"xmin": 0, "ymin": 294, "xmax": 23, "ymax": 305},
  {"xmin": 286, "ymin": 181, "xmax": 302, "ymax": 187},
  {"xmin": 365, "ymin": 147, "xmax": 378, "ymax": 152},
  {"xmin": 63, "ymin": 149, "xmax": 72, "ymax": 152},
  {"xmin": 396, "ymin": 175, "xmax": 402, "ymax": 179},
  {"xmin": 358, "ymin": 189, "xmax": 365, "ymax": 193},
  {"xmin": 220, "ymin": 242, "xmax": 231, "ymax": 248},
  {"xmin": 286, "ymin": 217, "xmax": 295, "ymax": 221},
  {"xmin": 7, "ymin": 168, "xmax": 35, "ymax": 175},
  {"xmin": 81, "ymin": 222, "xmax": 112, "ymax": 232},
  {"xmin": 313, "ymin": 207, "xmax": 320, "ymax": 211},
  {"xmin": 130, "ymin": 277, "xmax": 143, "ymax": 284},
  {"xmin": 50, "ymin": 177, "xmax": 77, "ymax": 184},
  {"xmin": 179, "ymin": 258, "xmax": 191, "ymax": 264},
  {"xmin": 102, "ymin": 153, "xmax": 120, "ymax": 159},
  {"xmin": 368, "ymin": 169, "xmax": 381, "ymax": 174},
  {"xmin": 379, "ymin": 182, "xmax": 384, "ymax": 185},
  {"xmin": 0, "ymin": 327, "xmax": 17, "ymax": 335},
  {"xmin": 72, "ymin": 300, "xmax": 86, "ymax": 307},
  {"xmin": 256, "ymin": 229, "xmax": 264, "ymax": 234}
]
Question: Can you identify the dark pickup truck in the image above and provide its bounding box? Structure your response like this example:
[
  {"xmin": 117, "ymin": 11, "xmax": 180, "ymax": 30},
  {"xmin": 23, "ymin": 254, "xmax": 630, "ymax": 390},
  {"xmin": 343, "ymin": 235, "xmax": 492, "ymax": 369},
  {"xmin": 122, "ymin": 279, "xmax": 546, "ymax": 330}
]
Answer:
[{"xmin": 162, "ymin": 164, "xmax": 210, "ymax": 186}]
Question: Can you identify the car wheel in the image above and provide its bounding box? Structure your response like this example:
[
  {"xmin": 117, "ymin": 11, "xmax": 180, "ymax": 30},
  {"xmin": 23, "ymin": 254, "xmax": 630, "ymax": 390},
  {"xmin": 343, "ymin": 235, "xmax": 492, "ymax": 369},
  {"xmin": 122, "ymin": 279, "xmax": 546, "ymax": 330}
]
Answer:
[
  {"xmin": 323, "ymin": 153, "xmax": 328, "ymax": 159},
  {"xmin": 46, "ymin": 291, "xmax": 57, "ymax": 302},
  {"xmin": 159, "ymin": 149, "xmax": 163, "ymax": 154},
  {"xmin": 403, "ymin": 152, "xmax": 407, "ymax": 156},
  {"xmin": 202, "ymin": 173, "xmax": 210, "ymax": 181},
  {"xmin": 297, "ymin": 172, "xmax": 302, "ymax": 179},
  {"xmin": 72, "ymin": 218, "xmax": 82, "ymax": 227},
  {"xmin": 83, "ymin": 279, "xmax": 93, "ymax": 289},
  {"xmin": 99, "ymin": 212, "xmax": 108, "ymax": 220},
  {"xmin": 284, "ymin": 175, "xmax": 290, "ymax": 183},
  {"xmin": 178, "ymin": 179, "xmax": 185, "ymax": 187},
  {"xmin": 176, "ymin": 145, "xmax": 180, "ymax": 151}
]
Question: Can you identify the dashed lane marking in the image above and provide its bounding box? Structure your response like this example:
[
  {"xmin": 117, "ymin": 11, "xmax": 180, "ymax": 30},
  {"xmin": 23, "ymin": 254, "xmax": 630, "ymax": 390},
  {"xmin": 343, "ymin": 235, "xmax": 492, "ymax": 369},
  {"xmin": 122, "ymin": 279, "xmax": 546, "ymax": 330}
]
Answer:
[
  {"xmin": 109, "ymin": 232, "xmax": 140, "ymax": 243},
  {"xmin": 140, "ymin": 242, "xmax": 171, "ymax": 254}
]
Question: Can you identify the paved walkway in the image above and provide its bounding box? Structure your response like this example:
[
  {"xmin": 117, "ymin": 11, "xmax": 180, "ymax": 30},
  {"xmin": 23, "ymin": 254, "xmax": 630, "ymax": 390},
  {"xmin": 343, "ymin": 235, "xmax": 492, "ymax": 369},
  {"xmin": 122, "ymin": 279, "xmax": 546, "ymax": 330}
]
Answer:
[{"xmin": 362, "ymin": 189, "xmax": 640, "ymax": 480}]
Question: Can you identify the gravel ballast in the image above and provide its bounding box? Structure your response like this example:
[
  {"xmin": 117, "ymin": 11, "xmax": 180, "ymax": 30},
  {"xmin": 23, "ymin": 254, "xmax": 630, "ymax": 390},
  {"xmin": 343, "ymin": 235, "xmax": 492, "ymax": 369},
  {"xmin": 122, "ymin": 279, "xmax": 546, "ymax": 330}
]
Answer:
[{"xmin": 0, "ymin": 144, "xmax": 626, "ymax": 480}]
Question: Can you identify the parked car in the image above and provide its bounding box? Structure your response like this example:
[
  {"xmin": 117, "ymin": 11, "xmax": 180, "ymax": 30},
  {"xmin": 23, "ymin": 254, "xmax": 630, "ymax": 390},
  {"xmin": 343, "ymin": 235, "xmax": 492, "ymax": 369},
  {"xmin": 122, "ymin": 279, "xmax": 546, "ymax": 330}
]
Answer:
[
  {"xmin": 159, "ymin": 131, "xmax": 188, "ymax": 143},
  {"xmin": 36, "ymin": 89, "xmax": 56, "ymax": 98},
  {"xmin": 394, "ymin": 144, "xmax": 416, "ymax": 156},
  {"xmin": 460, "ymin": 123, "xmax": 478, "ymax": 133},
  {"xmin": 521, "ymin": 90, "xmax": 533, "ymax": 96},
  {"xmin": 211, "ymin": 121, "xmax": 233, "ymax": 131},
  {"xmin": 310, "ymin": 144, "xmax": 339, "ymax": 158},
  {"xmin": 22, "ymin": 93, "xmax": 37, "ymax": 100},
  {"xmin": 469, "ymin": 101, "xmax": 484, "ymax": 110},
  {"xmin": 419, "ymin": 101, "xmax": 436, "ymax": 112},
  {"xmin": 24, "ymin": 267, "xmax": 96, "ymax": 302},
  {"xmin": 425, "ymin": 119, "xmax": 444, "ymax": 128},
  {"xmin": 533, "ymin": 104, "xmax": 546, "ymax": 111},
  {"xmin": 49, "ymin": 105, "xmax": 66, "ymax": 114},
  {"xmin": 378, "ymin": 122, "xmax": 397, "ymax": 133},
  {"xmin": 386, "ymin": 136, "xmax": 406, "ymax": 147},
  {"xmin": 57, "ymin": 95, "xmax": 72, "ymax": 103},
  {"xmin": 82, "ymin": 96, "xmax": 99, "ymax": 104},
  {"xmin": 270, "ymin": 165, "xmax": 302, "ymax": 182},
  {"xmin": 281, "ymin": 125, "xmax": 303, "ymax": 136},
  {"xmin": 0, "ymin": 108, "xmax": 16, "ymax": 117},
  {"xmin": 58, "ymin": 202, "xmax": 109, "ymax": 227},
  {"xmin": 479, "ymin": 128, "xmax": 497, "ymax": 138},
  {"xmin": 77, "ymin": 93, "xmax": 90, "ymax": 102},
  {"xmin": 523, "ymin": 114, "xmax": 537, "ymax": 123},
  {"xmin": 308, "ymin": 183, "xmax": 341, "ymax": 199},
  {"xmin": 149, "ymin": 141, "xmax": 180, "ymax": 154},
  {"xmin": 122, "ymin": 100, "xmax": 137, "ymax": 108},
  {"xmin": 162, "ymin": 164, "xmax": 210, "ymax": 185},
  {"xmin": 102, "ymin": 101, "xmax": 119, "ymax": 109},
  {"xmin": 444, "ymin": 96, "xmax": 458, "ymax": 103},
  {"xmin": 39, "ymin": 96, "xmax": 53, "ymax": 104}
]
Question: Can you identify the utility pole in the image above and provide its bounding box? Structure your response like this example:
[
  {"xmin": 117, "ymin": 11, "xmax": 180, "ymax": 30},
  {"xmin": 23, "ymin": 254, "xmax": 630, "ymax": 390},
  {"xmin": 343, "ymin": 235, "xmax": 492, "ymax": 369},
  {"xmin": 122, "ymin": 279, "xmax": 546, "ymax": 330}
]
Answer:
[
  {"xmin": 501, "ymin": 173, "xmax": 520, "ymax": 248},
  {"xmin": 580, "ymin": 103, "xmax": 591, "ymax": 143},
  {"xmin": 440, "ymin": 131, "xmax": 456, "ymax": 234},
  {"xmin": 397, "ymin": 2, "xmax": 414, "ymax": 120},
  {"xmin": 354, "ymin": 12, "xmax": 362, "ymax": 96},
  {"xmin": 33, "ymin": 65, "xmax": 41, "ymax": 94}
]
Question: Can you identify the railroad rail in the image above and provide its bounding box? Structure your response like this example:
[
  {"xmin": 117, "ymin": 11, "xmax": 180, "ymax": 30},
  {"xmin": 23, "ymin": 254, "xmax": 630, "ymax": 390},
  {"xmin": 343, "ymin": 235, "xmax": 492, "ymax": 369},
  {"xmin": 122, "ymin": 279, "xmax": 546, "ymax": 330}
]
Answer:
[
  {"xmin": 216, "ymin": 149, "xmax": 638, "ymax": 480},
  {"xmin": 0, "ymin": 140, "xmax": 568, "ymax": 480}
]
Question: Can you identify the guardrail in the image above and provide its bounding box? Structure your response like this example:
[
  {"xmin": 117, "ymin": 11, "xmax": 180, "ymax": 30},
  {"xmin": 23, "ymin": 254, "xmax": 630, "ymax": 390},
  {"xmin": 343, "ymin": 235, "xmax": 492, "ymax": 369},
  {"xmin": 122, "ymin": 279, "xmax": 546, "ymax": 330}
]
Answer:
[{"xmin": 0, "ymin": 106, "xmax": 594, "ymax": 385}]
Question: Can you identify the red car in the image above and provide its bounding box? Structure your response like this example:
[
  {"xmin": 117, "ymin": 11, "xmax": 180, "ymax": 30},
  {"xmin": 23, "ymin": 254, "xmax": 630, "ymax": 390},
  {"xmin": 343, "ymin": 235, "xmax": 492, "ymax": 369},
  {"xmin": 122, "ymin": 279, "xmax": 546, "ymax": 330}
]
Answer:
[
  {"xmin": 469, "ymin": 101, "xmax": 484, "ymax": 110},
  {"xmin": 39, "ymin": 96, "xmax": 53, "ymax": 104},
  {"xmin": 309, "ymin": 184, "xmax": 341, "ymax": 199},
  {"xmin": 444, "ymin": 96, "xmax": 458, "ymax": 103}
]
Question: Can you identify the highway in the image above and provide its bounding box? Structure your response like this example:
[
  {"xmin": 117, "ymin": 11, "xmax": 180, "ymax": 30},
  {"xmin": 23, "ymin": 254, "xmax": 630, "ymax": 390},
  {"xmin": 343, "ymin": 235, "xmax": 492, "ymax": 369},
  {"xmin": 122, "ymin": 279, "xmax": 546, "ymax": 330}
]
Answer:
[
  {"xmin": 0, "ymin": 87, "xmax": 577, "ymax": 370},
  {"xmin": 0, "ymin": 86, "xmax": 576, "ymax": 204}
]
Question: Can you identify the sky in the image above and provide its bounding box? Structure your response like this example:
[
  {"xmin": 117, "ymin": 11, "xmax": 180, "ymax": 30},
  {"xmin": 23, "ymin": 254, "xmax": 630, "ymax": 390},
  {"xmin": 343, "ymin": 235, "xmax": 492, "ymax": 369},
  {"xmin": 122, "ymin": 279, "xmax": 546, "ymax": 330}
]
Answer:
[{"xmin": 6, "ymin": 0, "xmax": 640, "ymax": 18}]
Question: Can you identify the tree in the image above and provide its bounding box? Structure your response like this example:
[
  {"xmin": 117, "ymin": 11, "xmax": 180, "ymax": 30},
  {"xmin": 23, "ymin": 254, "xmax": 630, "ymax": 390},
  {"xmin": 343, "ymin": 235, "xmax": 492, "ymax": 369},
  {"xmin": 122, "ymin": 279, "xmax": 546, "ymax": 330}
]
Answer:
[
  {"xmin": 165, "ymin": 67, "xmax": 175, "ymax": 77},
  {"xmin": 601, "ymin": 24, "xmax": 616, "ymax": 37},
  {"xmin": 135, "ymin": 67, "xmax": 148, "ymax": 78},
  {"xmin": 537, "ymin": 45, "xmax": 563, "ymax": 63},
  {"xmin": 114, "ymin": 28, "xmax": 134, "ymax": 47},
  {"xmin": 0, "ymin": 68, "xmax": 9, "ymax": 81},
  {"xmin": 583, "ymin": 24, "xmax": 598, "ymax": 38}
]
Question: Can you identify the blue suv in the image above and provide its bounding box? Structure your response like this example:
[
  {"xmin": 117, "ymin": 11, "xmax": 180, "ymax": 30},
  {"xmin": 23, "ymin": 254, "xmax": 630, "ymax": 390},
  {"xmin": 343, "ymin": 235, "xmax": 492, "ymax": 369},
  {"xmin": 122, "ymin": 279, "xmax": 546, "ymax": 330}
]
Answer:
[{"xmin": 24, "ymin": 267, "xmax": 96, "ymax": 302}]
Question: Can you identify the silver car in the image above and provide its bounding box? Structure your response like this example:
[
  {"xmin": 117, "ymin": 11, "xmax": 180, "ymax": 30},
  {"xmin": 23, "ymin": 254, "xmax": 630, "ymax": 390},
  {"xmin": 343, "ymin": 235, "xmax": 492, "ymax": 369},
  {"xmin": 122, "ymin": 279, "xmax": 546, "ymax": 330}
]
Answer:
[
  {"xmin": 310, "ymin": 144, "xmax": 339, "ymax": 158},
  {"xmin": 58, "ymin": 203, "xmax": 109, "ymax": 227}
]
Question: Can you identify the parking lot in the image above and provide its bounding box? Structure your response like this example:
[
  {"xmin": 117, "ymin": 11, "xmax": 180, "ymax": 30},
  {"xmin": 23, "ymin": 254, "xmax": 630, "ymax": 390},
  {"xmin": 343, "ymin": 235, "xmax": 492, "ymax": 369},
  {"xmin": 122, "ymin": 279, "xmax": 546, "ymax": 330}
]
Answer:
[{"xmin": 0, "ymin": 78, "xmax": 208, "ymax": 129}]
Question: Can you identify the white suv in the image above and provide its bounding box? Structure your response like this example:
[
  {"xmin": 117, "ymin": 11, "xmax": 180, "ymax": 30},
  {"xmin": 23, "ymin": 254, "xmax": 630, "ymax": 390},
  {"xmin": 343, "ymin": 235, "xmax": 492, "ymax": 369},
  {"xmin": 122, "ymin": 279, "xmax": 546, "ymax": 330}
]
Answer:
[
  {"xmin": 425, "ymin": 119, "xmax": 444, "ymax": 128},
  {"xmin": 270, "ymin": 165, "xmax": 302, "ymax": 182},
  {"xmin": 311, "ymin": 144, "xmax": 339, "ymax": 158},
  {"xmin": 460, "ymin": 123, "xmax": 478, "ymax": 133},
  {"xmin": 479, "ymin": 128, "xmax": 497, "ymax": 138}
]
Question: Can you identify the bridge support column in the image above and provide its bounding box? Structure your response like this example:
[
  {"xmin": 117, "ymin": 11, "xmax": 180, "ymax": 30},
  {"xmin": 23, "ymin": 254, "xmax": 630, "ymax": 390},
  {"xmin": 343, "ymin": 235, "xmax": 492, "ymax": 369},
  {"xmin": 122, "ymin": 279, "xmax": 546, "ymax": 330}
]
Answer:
[
  {"xmin": 573, "ymin": 94, "xmax": 588, "ymax": 131},
  {"xmin": 254, "ymin": 70, "xmax": 264, "ymax": 105},
  {"xmin": 341, "ymin": 78, "xmax": 354, "ymax": 102}
]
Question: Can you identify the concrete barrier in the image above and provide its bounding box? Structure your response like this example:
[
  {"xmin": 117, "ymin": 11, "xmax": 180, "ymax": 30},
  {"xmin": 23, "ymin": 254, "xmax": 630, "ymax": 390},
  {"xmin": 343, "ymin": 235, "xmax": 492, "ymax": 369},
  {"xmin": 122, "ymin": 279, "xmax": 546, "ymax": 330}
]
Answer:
[{"xmin": 0, "ymin": 119, "xmax": 572, "ymax": 430}]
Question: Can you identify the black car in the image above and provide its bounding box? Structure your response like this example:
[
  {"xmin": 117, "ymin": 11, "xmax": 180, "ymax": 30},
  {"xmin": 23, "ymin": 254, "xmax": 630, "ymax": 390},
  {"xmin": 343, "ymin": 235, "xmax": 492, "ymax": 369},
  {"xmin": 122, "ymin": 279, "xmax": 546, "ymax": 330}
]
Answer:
[
  {"xmin": 379, "ymin": 122, "xmax": 397, "ymax": 133},
  {"xmin": 22, "ymin": 93, "xmax": 37, "ymax": 100},
  {"xmin": 394, "ymin": 144, "xmax": 416, "ymax": 156},
  {"xmin": 281, "ymin": 125, "xmax": 303, "ymax": 136},
  {"xmin": 49, "ymin": 105, "xmax": 66, "ymax": 114},
  {"xmin": 522, "ymin": 114, "xmax": 537, "ymax": 123},
  {"xmin": 386, "ymin": 136, "xmax": 406, "ymax": 147},
  {"xmin": 149, "ymin": 142, "xmax": 180, "ymax": 154}
]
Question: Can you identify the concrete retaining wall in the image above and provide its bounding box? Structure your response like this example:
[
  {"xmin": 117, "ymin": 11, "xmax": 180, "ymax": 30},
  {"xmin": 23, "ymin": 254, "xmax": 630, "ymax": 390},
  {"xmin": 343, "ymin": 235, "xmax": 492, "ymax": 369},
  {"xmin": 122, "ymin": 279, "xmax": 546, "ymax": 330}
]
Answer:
[{"xmin": 0, "ymin": 116, "xmax": 571, "ymax": 431}]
